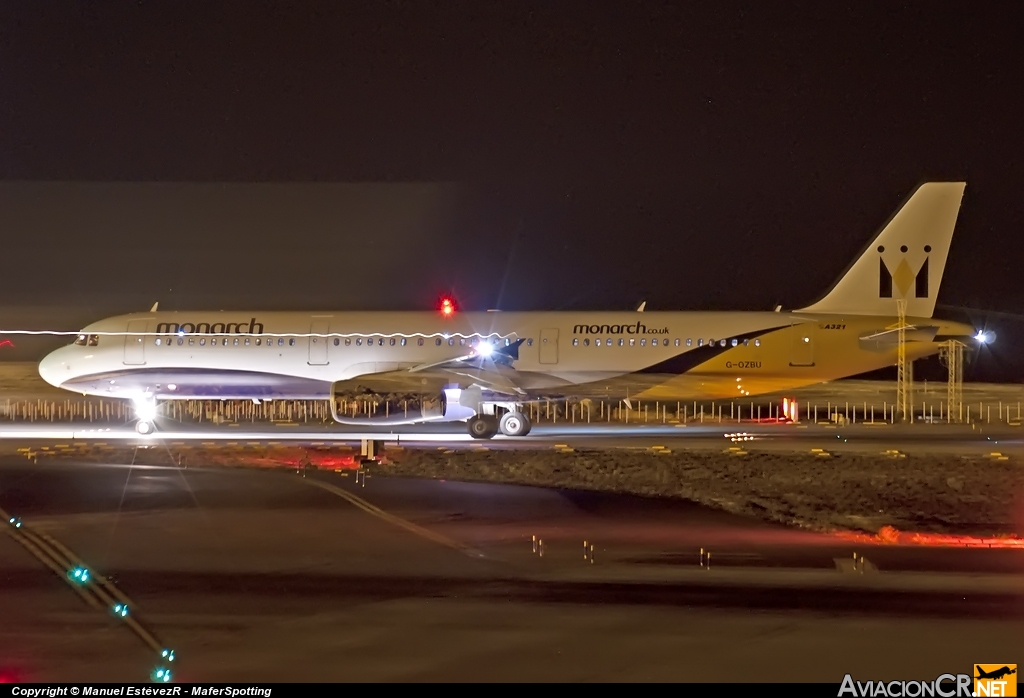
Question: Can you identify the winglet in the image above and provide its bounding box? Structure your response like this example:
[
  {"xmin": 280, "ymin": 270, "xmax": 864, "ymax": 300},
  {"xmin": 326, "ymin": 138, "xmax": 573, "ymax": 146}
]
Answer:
[
  {"xmin": 637, "ymin": 301, "xmax": 646, "ymax": 312},
  {"xmin": 149, "ymin": 302, "xmax": 159, "ymax": 312}
]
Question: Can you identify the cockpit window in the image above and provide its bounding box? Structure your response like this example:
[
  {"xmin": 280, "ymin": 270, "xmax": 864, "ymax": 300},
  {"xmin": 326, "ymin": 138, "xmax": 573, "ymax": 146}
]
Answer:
[{"xmin": 74, "ymin": 334, "xmax": 99, "ymax": 346}]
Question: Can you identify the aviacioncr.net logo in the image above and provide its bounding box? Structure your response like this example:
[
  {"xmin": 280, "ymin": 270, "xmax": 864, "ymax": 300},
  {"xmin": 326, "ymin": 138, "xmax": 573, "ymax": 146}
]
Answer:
[{"xmin": 838, "ymin": 673, "xmax": 972, "ymax": 697}]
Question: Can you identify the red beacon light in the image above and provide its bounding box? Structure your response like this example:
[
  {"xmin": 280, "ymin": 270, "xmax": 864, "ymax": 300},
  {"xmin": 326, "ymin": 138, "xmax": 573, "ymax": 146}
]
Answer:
[{"xmin": 440, "ymin": 298, "xmax": 455, "ymax": 316}]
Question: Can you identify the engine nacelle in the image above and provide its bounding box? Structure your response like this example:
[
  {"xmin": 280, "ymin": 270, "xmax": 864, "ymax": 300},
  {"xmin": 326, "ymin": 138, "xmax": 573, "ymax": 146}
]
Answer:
[{"xmin": 329, "ymin": 387, "xmax": 476, "ymax": 426}]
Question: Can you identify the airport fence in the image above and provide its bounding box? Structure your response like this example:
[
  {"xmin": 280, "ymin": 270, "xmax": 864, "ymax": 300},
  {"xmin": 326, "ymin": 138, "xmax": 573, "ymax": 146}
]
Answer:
[{"xmin": 0, "ymin": 395, "xmax": 1021, "ymax": 427}]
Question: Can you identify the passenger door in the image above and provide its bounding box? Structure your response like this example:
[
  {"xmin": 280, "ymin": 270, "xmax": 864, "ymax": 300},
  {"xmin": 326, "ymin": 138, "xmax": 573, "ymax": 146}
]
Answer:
[
  {"xmin": 539, "ymin": 328, "xmax": 559, "ymax": 364},
  {"xmin": 308, "ymin": 321, "xmax": 330, "ymax": 365},
  {"xmin": 123, "ymin": 320, "xmax": 148, "ymax": 365}
]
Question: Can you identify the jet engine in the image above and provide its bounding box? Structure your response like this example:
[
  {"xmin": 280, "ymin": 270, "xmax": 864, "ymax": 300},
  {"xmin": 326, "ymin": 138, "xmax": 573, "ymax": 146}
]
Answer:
[{"xmin": 329, "ymin": 387, "xmax": 477, "ymax": 426}]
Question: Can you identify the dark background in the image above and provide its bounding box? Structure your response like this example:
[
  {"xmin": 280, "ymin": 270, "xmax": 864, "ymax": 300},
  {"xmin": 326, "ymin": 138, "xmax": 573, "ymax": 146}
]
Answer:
[{"xmin": 0, "ymin": 2, "xmax": 1021, "ymax": 381}]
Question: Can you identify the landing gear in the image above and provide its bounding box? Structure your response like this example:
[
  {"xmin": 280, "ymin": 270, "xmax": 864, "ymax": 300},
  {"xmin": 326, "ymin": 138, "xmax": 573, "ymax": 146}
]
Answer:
[
  {"xmin": 467, "ymin": 414, "xmax": 499, "ymax": 439},
  {"xmin": 131, "ymin": 394, "xmax": 158, "ymax": 436},
  {"xmin": 467, "ymin": 411, "xmax": 532, "ymax": 438},
  {"xmin": 499, "ymin": 411, "xmax": 531, "ymax": 437}
]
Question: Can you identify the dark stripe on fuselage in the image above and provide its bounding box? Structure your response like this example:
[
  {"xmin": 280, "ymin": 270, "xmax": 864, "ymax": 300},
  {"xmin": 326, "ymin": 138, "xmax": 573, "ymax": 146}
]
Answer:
[{"xmin": 635, "ymin": 326, "xmax": 788, "ymax": 375}]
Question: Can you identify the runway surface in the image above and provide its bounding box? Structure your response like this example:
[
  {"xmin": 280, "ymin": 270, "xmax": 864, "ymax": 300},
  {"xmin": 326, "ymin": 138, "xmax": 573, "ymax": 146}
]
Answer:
[
  {"xmin": 2, "ymin": 419, "xmax": 1024, "ymax": 457},
  {"xmin": 1, "ymin": 460, "xmax": 1020, "ymax": 682}
]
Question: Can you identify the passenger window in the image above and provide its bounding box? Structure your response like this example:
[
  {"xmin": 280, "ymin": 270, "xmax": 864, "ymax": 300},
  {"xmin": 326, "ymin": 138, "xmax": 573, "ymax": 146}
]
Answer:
[
  {"xmin": 255, "ymin": 338, "xmax": 261, "ymax": 346},
  {"xmin": 686, "ymin": 338, "xmax": 692, "ymax": 346},
  {"xmin": 188, "ymin": 338, "xmax": 195, "ymax": 346},
  {"xmin": 232, "ymin": 338, "xmax": 238, "ymax": 345},
  {"xmin": 573, "ymin": 338, "xmax": 579, "ymax": 346},
  {"xmin": 289, "ymin": 338, "xmax": 296, "ymax": 346},
  {"xmin": 417, "ymin": 338, "xmax": 423, "ymax": 346},
  {"xmin": 448, "ymin": 339, "xmax": 455, "ymax": 346},
  {"xmin": 200, "ymin": 338, "xmax": 206, "ymax": 346},
  {"xmin": 276, "ymin": 338, "xmax": 282, "ymax": 346},
  {"xmin": 356, "ymin": 338, "xmax": 362, "ymax": 346},
  {"xmin": 754, "ymin": 339, "xmax": 761, "ymax": 347},
  {"xmin": 178, "ymin": 337, "xmax": 184, "ymax": 346},
  {"xmin": 730, "ymin": 338, "xmax": 737, "ymax": 347},
  {"xmin": 719, "ymin": 339, "xmax": 727, "ymax": 347},
  {"xmin": 605, "ymin": 338, "xmax": 611, "ymax": 346},
  {"xmin": 527, "ymin": 338, "xmax": 533, "ymax": 346},
  {"xmin": 595, "ymin": 339, "xmax": 601, "ymax": 346},
  {"xmin": 504, "ymin": 338, "xmax": 510, "ymax": 346},
  {"xmin": 155, "ymin": 338, "xmax": 162, "ymax": 346},
  {"xmin": 245, "ymin": 338, "xmax": 251, "ymax": 345},
  {"xmin": 674, "ymin": 338, "xmax": 680, "ymax": 346},
  {"xmin": 401, "ymin": 338, "xmax": 406, "ymax": 346},
  {"xmin": 651, "ymin": 338, "xmax": 658, "ymax": 346},
  {"xmin": 629, "ymin": 338, "xmax": 635, "ymax": 346},
  {"xmin": 345, "ymin": 338, "xmax": 351, "ymax": 346},
  {"xmin": 698, "ymin": 339, "xmax": 704, "ymax": 347},
  {"xmin": 390, "ymin": 338, "xmax": 396, "ymax": 346},
  {"xmin": 435, "ymin": 338, "xmax": 442, "ymax": 346},
  {"xmin": 333, "ymin": 338, "xmax": 339, "ymax": 346},
  {"xmin": 584, "ymin": 339, "xmax": 590, "ymax": 346},
  {"xmin": 459, "ymin": 338, "xmax": 466, "ymax": 346},
  {"xmin": 743, "ymin": 339, "xmax": 749, "ymax": 346}
]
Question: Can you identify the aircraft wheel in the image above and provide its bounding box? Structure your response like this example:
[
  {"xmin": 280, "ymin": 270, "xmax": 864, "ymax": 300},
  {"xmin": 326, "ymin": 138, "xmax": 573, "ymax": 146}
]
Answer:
[
  {"xmin": 468, "ymin": 415, "xmax": 499, "ymax": 439},
  {"xmin": 499, "ymin": 412, "xmax": 531, "ymax": 437},
  {"xmin": 136, "ymin": 420, "xmax": 154, "ymax": 435}
]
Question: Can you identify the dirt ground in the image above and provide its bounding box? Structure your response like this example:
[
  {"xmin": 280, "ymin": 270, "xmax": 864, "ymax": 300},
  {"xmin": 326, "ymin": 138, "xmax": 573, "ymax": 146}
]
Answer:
[{"xmin": 8, "ymin": 442, "xmax": 1020, "ymax": 538}]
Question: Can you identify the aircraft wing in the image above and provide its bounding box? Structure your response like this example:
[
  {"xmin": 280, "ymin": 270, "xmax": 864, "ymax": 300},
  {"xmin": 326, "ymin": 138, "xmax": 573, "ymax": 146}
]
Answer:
[{"xmin": 337, "ymin": 339, "xmax": 529, "ymax": 396}]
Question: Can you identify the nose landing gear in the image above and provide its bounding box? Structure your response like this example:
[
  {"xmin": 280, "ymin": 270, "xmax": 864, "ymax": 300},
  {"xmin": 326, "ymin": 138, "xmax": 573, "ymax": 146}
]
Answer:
[{"xmin": 131, "ymin": 395, "xmax": 158, "ymax": 435}]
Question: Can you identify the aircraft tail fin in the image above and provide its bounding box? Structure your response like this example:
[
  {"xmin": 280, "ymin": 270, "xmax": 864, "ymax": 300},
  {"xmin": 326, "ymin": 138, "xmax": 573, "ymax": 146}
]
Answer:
[{"xmin": 797, "ymin": 182, "xmax": 966, "ymax": 318}]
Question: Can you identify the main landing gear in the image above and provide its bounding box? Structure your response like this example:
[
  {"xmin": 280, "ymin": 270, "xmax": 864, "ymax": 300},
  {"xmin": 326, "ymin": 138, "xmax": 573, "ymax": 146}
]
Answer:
[{"xmin": 467, "ymin": 410, "xmax": 532, "ymax": 439}]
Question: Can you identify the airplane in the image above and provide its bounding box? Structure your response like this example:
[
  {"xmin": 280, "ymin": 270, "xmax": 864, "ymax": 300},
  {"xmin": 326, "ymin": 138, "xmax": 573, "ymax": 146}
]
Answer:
[
  {"xmin": 975, "ymin": 666, "xmax": 1016, "ymax": 681},
  {"xmin": 37, "ymin": 181, "xmax": 986, "ymax": 439}
]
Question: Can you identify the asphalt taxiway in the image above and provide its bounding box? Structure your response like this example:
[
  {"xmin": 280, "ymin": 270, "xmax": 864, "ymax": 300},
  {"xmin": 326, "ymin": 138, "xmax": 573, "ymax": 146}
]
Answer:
[
  {"xmin": 2, "ymin": 419, "xmax": 1023, "ymax": 457},
  {"xmin": 1, "ymin": 460, "xmax": 1020, "ymax": 682}
]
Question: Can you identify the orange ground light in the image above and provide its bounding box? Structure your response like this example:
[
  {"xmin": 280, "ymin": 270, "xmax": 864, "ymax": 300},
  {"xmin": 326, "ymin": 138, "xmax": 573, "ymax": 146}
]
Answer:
[{"xmin": 832, "ymin": 526, "xmax": 1024, "ymax": 548}]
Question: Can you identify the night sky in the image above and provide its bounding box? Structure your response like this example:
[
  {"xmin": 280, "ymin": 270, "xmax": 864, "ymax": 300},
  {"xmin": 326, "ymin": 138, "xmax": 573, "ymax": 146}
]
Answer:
[{"xmin": 2, "ymin": 2, "xmax": 1023, "ymax": 379}]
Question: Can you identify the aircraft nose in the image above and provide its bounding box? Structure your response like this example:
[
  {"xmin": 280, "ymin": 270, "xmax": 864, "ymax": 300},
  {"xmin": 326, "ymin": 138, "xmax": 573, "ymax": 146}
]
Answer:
[{"xmin": 38, "ymin": 349, "xmax": 67, "ymax": 388}]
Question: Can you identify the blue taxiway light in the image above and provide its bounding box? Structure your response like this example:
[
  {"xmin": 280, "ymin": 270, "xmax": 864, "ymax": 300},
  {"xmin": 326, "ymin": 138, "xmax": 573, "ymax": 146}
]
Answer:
[{"xmin": 68, "ymin": 566, "xmax": 90, "ymax": 583}]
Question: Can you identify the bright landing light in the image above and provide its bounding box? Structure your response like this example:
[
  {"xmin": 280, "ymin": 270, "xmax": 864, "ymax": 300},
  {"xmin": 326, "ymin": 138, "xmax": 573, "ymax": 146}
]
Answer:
[
  {"xmin": 475, "ymin": 341, "xmax": 493, "ymax": 357},
  {"xmin": 133, "ymin": 396, "xmax": 157, "ymax": 422},
  {"xmin": 974, "ymin": 330, "xmax": 994, "ymax": 344}
]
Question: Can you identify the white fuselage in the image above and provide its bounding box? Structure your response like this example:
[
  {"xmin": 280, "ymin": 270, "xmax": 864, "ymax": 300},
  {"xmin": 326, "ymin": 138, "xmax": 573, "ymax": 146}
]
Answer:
[{"xmin": 37, "ymin": 309, "xmax": 973, "ymax": 403}]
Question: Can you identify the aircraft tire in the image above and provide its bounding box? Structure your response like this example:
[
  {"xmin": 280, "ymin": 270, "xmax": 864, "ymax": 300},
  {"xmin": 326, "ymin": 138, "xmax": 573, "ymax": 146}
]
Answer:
[
  {"xmin": 468, "ymin": 415, "xmax": 499, "ymax": 439},
  {"xmin": 136, "ymin": 420, "xmax": 154, "ymax": 435},
  {"xmin": 499, "ymin": 412, "xmax": 531, "ymax": 437}
]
